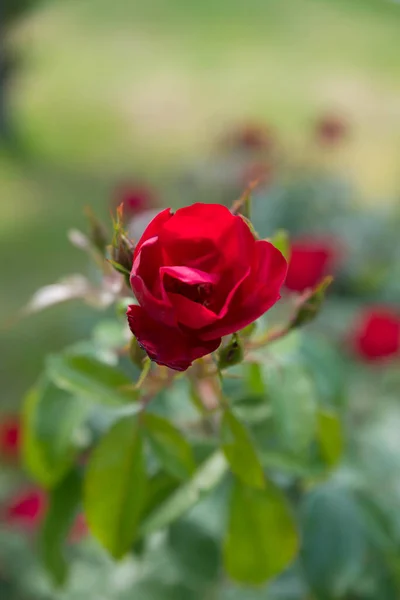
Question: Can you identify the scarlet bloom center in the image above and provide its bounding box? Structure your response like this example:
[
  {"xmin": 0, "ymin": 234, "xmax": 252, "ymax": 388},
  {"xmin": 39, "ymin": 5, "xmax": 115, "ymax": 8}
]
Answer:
[{"xmin": 164, "ymin": 275, "xmax": 214, "ymax": 308}]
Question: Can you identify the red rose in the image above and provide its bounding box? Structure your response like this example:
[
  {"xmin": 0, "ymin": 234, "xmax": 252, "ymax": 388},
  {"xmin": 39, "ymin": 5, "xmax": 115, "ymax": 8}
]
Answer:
[
  {"xmin": 285, "ymin": 237, "xmax": 338, "ymax": 293},
  {"xmin": 127, "ymin": 203, "xmax": 287, "ymax": 371},
  {"xmin": 351, "ymin": 307, "xmax": 400, "ymax": 362},
  {"xmin": 4, "ymin": 487, "xmax": 87, "ymax": 541},
  {"xmin": 5, "ymin": 488, "xmax": 46, "ymax": 529},
  {"xmin": 0, "ymin": 416, "xmax": 20, "ymax": 460}
]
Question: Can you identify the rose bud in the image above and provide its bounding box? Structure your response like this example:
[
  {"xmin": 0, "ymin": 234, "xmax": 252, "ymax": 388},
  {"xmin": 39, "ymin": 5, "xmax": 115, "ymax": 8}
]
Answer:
[
  {"xmin": 351, "ymin": 307, "xmax": 400, "ymax": 362},
  {"xmin": 316, "ymin": 114, "xmax": 348, "ymax": 146},
  {"xmin": 127, "ymin": 203, "xmax": 287, "ymax": 371},
  {"xmin": 285, "ymin": 237, "xmax": 340, "ymax": 293},
  {"xmin": 218, "ymin": 334, "xmax": 244, "ymax": 370},
  {"xmin": 290, "ymin": 276, "xmax": 333, "ymax": 329},
  {"xmin": 115, "ymin": 183, "xmax": 155, "ymax": 218},
  {"xmin": 111, "ymin": 231, "xmax": 134, "ymax": 275},
  {"xmin": 0, "ymin": 416, "xmax": 20, "ymax": 461},
  {"xmin": 110, "ymin": 204, "xmax": 135, "ymax": 278}
]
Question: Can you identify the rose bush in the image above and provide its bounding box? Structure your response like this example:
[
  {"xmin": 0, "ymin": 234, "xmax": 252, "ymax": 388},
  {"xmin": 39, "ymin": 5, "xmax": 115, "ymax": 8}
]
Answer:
[{"xmin": 127, "ymin": 203, "xmax": 287, "ymax": 370}]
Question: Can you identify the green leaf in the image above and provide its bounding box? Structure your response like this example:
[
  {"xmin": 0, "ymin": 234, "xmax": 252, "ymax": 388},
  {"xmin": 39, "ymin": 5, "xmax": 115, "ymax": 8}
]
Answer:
[
  {"xmin": 233, "ymin": 394, "xmax": 271, "ymax": 424},
  {"xmin": 267, "ymin": 365, "xmax": 317, "ymax": 453},
  {"xmin": 224, "ymin": 479, "xmax": 298, "ymax": 585},
  {"xmin": 40, "ymin": 469, "xmax": 82, "ymax": 586},
  {"xmin": 300, "ymin": 483, "xmax": 366, "ymax": 598},
  {"xmin": 93, "ymin": 319, "xmax": 128, "ymax": 352},
  {"xmin": 221, "ymin": 410, "xmax": 265, "ymax": 489},
  {"xmin": 239, "ymin": 321, "xmax": 257, "ymax": 340},
  {"xmin": 300, "ymin": 335, "xmax": 345, "ymax": 408},
  {"xmin": 84, "ymin": 415, "xmax": 147, "ymax": 558},
  {"xmin": 247, "ymin": 362, "xmax": 265, "ymax": 396},
  {"xmin": 169, "ymin": 518, "xmax": 221, "ymax": 584},
  {"xmin": 142, "ymin": 471, "xmax": 181, "ymax": 520},
  {"xmin": 140, "ymin": 451, "xmax": 228, "ymax": 536},
  {"xmin": 143, "ymin": 413, "xmax": 196, "ymax": 480},
  {"xmin": 107, "ymin": 259, "xmax": 130, "ymax": 276},
  {"xmin": 47, "ymin": 354, "xmax": 138, "ymax": 406},
  {"xmin": 269, "ymin": 229, "xmax": 291, "ymax": 260},
  {"xmin": 316, "ymin": 410, "xmax": 343, "ymax": 466},
  {"xmin": 22, "ymin": 380, "xmax": 88, "ymax": 487},
  {"xmin": 188, "ymin": 382, "xmax": 208, "ymax": 416}
]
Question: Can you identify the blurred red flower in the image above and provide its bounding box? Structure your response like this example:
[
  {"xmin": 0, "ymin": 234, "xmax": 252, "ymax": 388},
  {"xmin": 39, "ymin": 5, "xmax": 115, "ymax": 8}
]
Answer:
[
  {"xmin": 4, "ymin": 487, "xmax": 88, "ymax": 541},
  {"xmin": 285, "ymin": 237, "xmax": 339, "ymax": 293},
  {"xmin": 115, "ymin": 183, "xmax": 155, "ymax": 217},
  {"xmin": 5, "ymin": 488, "xmax": 46, "ymax": 529},
  {"xmin": 127, "ymin": 203, "xmax": 287, "ymax": 370},
  {"xmin": 352, "ymin": 307, "xmax": 400, "ymax": 362},
  {"xmin": 316, "ymin": 115, "xmax": 348, "ymax": 145},
  {"xmin": 0, "ymin": 416, "xmax": 20, "ymax": 461}
]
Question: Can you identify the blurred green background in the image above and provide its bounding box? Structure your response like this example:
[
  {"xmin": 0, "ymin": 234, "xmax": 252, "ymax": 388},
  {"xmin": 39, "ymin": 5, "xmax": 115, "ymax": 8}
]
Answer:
[{"xmin": 1, "ymin": 0, "xmax": 400, "ymax": 410}]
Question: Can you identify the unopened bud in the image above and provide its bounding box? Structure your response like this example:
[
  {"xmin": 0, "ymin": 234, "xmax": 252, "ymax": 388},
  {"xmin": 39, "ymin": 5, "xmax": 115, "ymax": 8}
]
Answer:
[
  {"xmin": 218, "ymin": 333, "xmax": 244, "ymax": 370},
  {"xmin": 110, "ymin": 204, "xmax": 135, "ymax": 280},
  {"xmin": 111, "ymin": 232, "xmax": 134, "ymax": 274},
  {"xmin": 290, "ymin": 276, "xmax": 333, "ymax": 329}
]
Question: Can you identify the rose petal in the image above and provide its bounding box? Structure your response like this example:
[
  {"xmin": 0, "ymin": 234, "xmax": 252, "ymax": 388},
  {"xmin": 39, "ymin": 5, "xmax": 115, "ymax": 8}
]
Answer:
[
  {"xmin": 200, "ymin": 241, "xmax": 287, "ymax": 340},
  {"xmin": 247, "ymin": 240, "xmax": 288, "ymax": 294},
  {"xmin": 161, "ymin": 238, "xmax": 218, "ymax": 272},
  {"xmin": 159, "ymin": 204, "xmax": 254, "ymax": 275},
  {"xmin": 160, "ymin": 266, "xmax": 220, "ymax": 287},
  {"xmin": 159, "ymin": 266, "xmax": 221, "ymax": 329},
  {"xmin": 217, "ymin": 214, "xmax": 256, "ymax": 273},
  {"xmin": 131, "ymin": 237, "xmax": 176, "ymax": 326},
  {"xmin": 166, "ymin": 293, "xmax": 219, "ymax": 328},
  {"xmin": 127, "ymin": 305, "xmax": 221, "ymax": 371},
  {"xmin": 161, "ymin": 203, "xmax": 236, "ymax": 245},
  {"xmin": 131, "ymin": 275, "xmax": 176, "ymax": 327},
  {"xmin": 133, "ymin": 237, "xmax": 162, "ymax": 289},
  {"xmin": 133, "ymin": 208, "xmax": 172, "ymax": 261}
]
